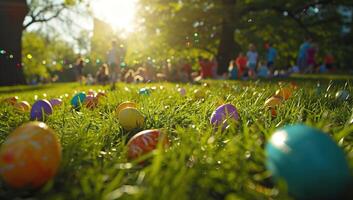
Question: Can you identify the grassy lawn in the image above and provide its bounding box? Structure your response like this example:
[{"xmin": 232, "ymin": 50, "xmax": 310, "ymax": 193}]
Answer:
[{"xmin": 0, "ymin": 75, "xmax": 352, "ymax": 199}]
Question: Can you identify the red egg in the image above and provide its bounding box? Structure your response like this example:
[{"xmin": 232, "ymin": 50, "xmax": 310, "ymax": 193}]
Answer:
[
  {"xmin": 127, "ymin": 130, "xmax": 169, "ymax": 160},
  {"xmin": 85, "ymin": 95, "xmax": 98, "ymax": 109}
]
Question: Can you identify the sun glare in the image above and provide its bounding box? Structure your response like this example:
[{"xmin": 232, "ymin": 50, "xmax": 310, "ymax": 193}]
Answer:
[{"xmin": 91, "ymin": 0, "xmax": 138, "ymax": 33}]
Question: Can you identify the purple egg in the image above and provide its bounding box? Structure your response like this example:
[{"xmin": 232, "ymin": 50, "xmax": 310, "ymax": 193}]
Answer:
[
  {"xmin": 210, "ymin": 104, "xmax": 239, "ymax": 130},
  {"xmin": 30, "ymin": 99, "xmax": 53, "ymax": 121},
  {"xmin": 49, "ymin": 98, "xmax": 63, "ymax": 107}
]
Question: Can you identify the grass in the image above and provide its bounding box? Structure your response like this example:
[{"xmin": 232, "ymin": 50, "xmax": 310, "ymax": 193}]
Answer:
[{"xmin": 0, "ymin": 75, "xmax": 353, "ymax": 200}]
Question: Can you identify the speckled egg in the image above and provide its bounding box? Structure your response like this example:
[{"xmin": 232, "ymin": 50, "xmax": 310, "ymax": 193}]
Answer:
[
  {"xmin": 127, "ymin": 129, "xmax": 169, "ymax": 160},
  {"xmin": 30, "ymin": 100, "xmax": 53, "ymax": 121},
  {"xmin": 14, "ymin": 101, "xmax": 31, "ymax": 112},
  {"xmin": 71, "ymin": 92, "xmax": 86, "ymax": 108},
  {"xmin": 0, "ymin": 122, "xmax": 61, "ymax": 188},
  {"xmin": 118, "ymin": 107, "xmax": 145, "ymax": 130},
  {"xmin": 116, "ymin": 102, "xmax": 137, "ymax": 116},
  {"xmin": 266, "ymin": 124, "xmax": 351, "ymax": 199},
  {"xmin": 210, "ymin": 104, "xmax": 239, "ymax": 130}
]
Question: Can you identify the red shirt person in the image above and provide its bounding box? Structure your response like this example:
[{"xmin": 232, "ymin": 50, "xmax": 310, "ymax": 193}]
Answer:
[
  {"xmin": 199, "ymin": 57, "xmax": 213, "ymax": 79},
  {"xmin": 235, "ymin": 53, "xmax": 247, "ymax": 78}
]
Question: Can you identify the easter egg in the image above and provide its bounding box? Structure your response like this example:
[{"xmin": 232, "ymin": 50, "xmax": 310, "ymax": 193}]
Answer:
[
  {"xmin": 71, "ymin": 92, "xmax": 86, "ymax": 108},
  {"xmin": 266, "ymin": 124, "xmax": 351, "ymax": 199},
  {"xmin": 264, "ymin": 96, "xmax": 283, "ymax": 108},
  {"xmin": 87, "ymin": 90, "xmax": 96, "ymax": 96},
  {"xmin": 210, "ymin": 104, "xmax": 239, "ymax": 130},
  {"xmin": 193, "ymin": 89, "xmax": 205, "ymax": 99},
  {"xmin": 0, "ymin": 122, "xmax": 61, "ymax": 188},
  {"xmin": 116, "ymin": 101, "xmax": 137, "ymax": 116},
  {"xmin": 85, "ymin": 95, "xmax": 98, "ymax": 109},
  {"xmin": 335, "ymin": 90, "xmax": 350, "ymax": 101},
  {"xmin": 49, "ymin": 98, "xmax": 62, "ymax": 107},
  {"xmin": 14, "ymin": 101, "xmax": 31, "ymax": 112},
  {"xmin": 1, "ymin": 96, "xmax": 18, "ymax": 105},
  {"xmin": 275, "ymin": 87, "xmax": 292, "ymax": 100},
  {"xmin": 178, "ymin": 88, "xmax": 186, "ymax": 96},
  {"xmin": 127, "ymin": 129, "xmax": 169, "ymax": 160},
  {"xmin": 30, "ymin": 100, "xmax": 53, "ymax": 121},
  {"xmin": 118, "ymin": 108, "xmax": 145, "ymax": 130},
  {"xmin": 139, "ymin": 88, "xmax": 150, "ymax": 96},
  {"xmin": 96, "ymin": 91, "xmax": 107, "ymax": 99}
]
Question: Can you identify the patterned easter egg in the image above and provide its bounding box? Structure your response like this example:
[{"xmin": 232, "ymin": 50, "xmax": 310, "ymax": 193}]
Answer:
[
  {"xmin": 266, "ymin": 124, "xmax": 351, "ymax": 199},
  {"xmin": 127, "ymin": 129, "xmax": 169, "ymax": 160},
  {"xmin": 0, "ymin": 122, "xmax": 61, "ymax": 188},
  {"xmin": 210, "ymin": 104, "xmax": 239, "ymax": 130},
  {"xmin": 85, "ymin": 95, "xmax": 98, "ymax": 109},
  {"xmin": 275, "ymin": 87, "xmax": 292, "ymax": 100},
  {"xmin": 1, "ymin": 96, "xmax": 18, "ymax": 105},
  {"xmin": 71, "ymin": 92, "xmax": 86, "ymax": 108},
  {"xmin": 30, "ymin": 100, "xmax": 53, "ymax": 121},
  {"xmin": 14, "ymin": 101, "xmax": 31, "ymax": 112},
  {"xmin": 116, "ymin": 102, "xmax": 137, "ymax": 116},
  {"xmin": 49, "ymin": 98, "xmax": 63, "ymax": 107},
  {"xmin": 118, "ymin": 108, "xmax": 145, "ymax": 130}
]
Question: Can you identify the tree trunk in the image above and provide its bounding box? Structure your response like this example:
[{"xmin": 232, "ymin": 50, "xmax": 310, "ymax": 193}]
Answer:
[
  {"xmin": 0, "ymin": 0, "xmax": 28, "ymax": 86},
  {"xmin": 216, "ymin": 0, "xmax": 239, "ymax": 75}
]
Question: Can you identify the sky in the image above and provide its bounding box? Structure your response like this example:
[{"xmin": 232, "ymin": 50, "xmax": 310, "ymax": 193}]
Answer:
[{"xmin": 25, "ymin": 0, "xmax": 139, "ymax": 53}]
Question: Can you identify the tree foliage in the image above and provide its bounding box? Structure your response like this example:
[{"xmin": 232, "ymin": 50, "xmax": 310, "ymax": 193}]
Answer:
[{"xmin": 134, "ymin": 0, "xmax": 353, "ymax": 71}]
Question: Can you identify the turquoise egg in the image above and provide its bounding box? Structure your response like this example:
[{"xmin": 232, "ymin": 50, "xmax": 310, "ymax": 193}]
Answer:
[
  {"xmin": 266, "ymin": 124, "xmax": 351, "ymax": 199},
  {"xmin": 71, "ymin": 92, "xmax": 86, "ymax": 108},
  {"xmin": 139, "ymin": 88, "xmax": 150, "ymax": 96}
]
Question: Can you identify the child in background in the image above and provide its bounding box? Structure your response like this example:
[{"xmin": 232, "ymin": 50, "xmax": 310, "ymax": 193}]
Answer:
[
  {"xmin": 235, "ymin": 52, "xmax": 247, "ymax": 79},
  {"xmin": 228, "ymin": 61, "xmax": 238, "ymax": 80},
  {"xmin": 324, "ymin": 52, "xmax": 335, "ymax": 72},
  {"xmin": 246, "ymin": 44, "xmax": 258, "ymax": 78},
  {"xmin": 257, "ymin": 61, "xmax": 270, "ymax": 78},
  {"xmin": 199, "ymin": 57, "xmax": 213, "ymax": 79},
  {"xmin": 96, "ymin": 64, "xmax": 110, "ymax": 85}
]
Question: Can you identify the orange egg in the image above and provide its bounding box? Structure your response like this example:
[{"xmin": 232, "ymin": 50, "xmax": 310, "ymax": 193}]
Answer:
[
  {"xmin": 14, "ymin": 101, "xmax": 31, "ymax": 112},
  {"xmin": 1, "ymin": 96, "xmax": 18, "ymax": 105},
  {"xmin": 0, "ymin": 122, "xmax": 61, "ymax": 188},
  {"xmin": 127, "ymin": 130, "xmax": 169, "ymax": 160},
  {"xmin": 275, "ymin": 87, "xmax": 292, "ymax": 100},
  {"xmin": 116, "ymin": 101, "xmax": 137, "ymax": 116}
]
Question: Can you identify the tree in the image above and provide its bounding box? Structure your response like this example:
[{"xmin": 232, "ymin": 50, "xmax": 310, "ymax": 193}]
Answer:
[
  {"xmin": 137, "ymin": 0, "xmax": 353, "ymax": 74},
  {"xmin": 0, "ymin": 0, "xmax": 84, "ymax": 86}
]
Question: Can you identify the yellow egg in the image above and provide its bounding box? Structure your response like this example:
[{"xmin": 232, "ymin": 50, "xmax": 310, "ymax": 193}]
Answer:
[
  {"xmin": 264, "ymin": 96, "xmax": 283, "ymax": 108},
  {"xmin": 0, "ymin": 122, "xmax": 61, "ymax": 188},
  {"xmin": 193, "ymin": 89, "xmax": 205, "ymax": 99},
  {"xmin": 116, "ymin": 101, "xmax": 137, "ymax": 116},
  {"xmin": 118, "ymin": 108, "xmax": 145, "ymax": 130}
]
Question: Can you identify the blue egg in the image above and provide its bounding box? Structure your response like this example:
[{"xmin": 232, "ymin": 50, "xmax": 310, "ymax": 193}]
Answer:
[
  {"xmin": 335, "ymin": 90, "xmax": 350, "ymax": 101},
  {"xmin": 266, "ymin": 124, "xmax": 351, "ymax": 199},
  {"xmin": 139, "ymin": 88, "xmax": 150, "ymax": 96},
  {"xmin": 71, "ymin": 92, "xmax": 86, "ymax": 108}
]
